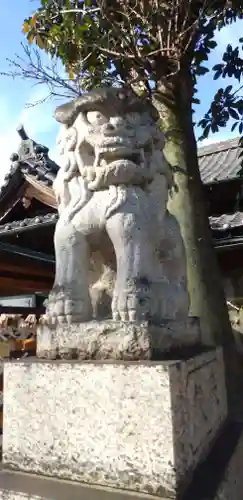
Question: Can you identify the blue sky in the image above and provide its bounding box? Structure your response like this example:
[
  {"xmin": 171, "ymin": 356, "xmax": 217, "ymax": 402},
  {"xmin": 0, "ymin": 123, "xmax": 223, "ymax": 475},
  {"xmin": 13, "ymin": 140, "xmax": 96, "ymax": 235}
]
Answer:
[{"xmin": 0, "ymin": 1, "xmax": 242, "ymax": 184}]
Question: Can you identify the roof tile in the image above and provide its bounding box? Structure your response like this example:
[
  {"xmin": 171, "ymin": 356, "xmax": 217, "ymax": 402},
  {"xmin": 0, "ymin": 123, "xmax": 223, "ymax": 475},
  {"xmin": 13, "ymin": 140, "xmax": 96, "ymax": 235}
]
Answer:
[
  {"xmin": 209, "ymin": 212, "xmax": 243, "ymax": 230},
  {"xmin": 0, "ymin": 213, "xmax": 58, "ymax": 236},
  {"xmin": 0, "ymin": 128, "xmax": 59, "ymax": 202},
  {"xmin": 198, "ymin": 137, "xmax": 242, "ymax": 183}
]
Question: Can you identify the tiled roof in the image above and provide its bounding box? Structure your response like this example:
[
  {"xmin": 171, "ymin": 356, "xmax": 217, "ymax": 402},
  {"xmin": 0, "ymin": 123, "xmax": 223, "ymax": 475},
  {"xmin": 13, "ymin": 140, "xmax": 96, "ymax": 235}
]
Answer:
[
  {"xmin": 0, "ymin": 213, "xmax": 58, "ymax": 236},
  {"xmin": 209, "ymin": 212, "xmax": 243, "ymax": 231},
  {"xmin": 0, "ymin": 127, "xmax": 59, "ymax": 203},
  {"xmin": 0, "ymin": 210, "xmax": 241, "ymax": 244},
  {"xmin": 20, "ymin": 155, "xmax": 58, "ymax": 185},
  {"xmin": 198, "ymin": 137, "xmax": 241, "ymax": 184}
]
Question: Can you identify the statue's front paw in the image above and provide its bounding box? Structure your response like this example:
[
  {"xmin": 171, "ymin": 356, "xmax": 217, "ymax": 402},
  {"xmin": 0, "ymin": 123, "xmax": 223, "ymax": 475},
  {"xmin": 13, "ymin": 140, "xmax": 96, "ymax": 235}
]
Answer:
[
  {"xmin": 112, "ymin": 290, "xmax": 129, "ymax": 321},
  {"xmin": 112, "ymin": 286, "xmax": 151, "ymax": 323},
  {"xmin": 44, "ymin": 293, "xmax": 66, "ymax": 325}
]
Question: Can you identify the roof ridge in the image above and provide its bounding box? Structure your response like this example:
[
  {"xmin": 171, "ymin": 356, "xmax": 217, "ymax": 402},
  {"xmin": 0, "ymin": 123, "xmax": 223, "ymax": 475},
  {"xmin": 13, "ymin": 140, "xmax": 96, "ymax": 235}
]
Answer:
[
  {"xmin": 1, "ymin": 210, "xmax": 243, "ymax": 237},
  {"xmin": 198, "ymin": 137, "xmax": 240, "ymax": 157},
  {"xmin": 0, "ymin": 213, "xmax": 58, "ymax": 236},
  {"xmin": 0, "ymin": 130, "xmax": 60, "ymax": 204}
]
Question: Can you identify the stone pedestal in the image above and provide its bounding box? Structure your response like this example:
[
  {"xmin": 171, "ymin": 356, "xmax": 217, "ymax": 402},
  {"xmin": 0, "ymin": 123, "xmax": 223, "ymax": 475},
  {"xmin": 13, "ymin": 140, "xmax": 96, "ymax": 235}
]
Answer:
[
  {"xmin": 37, "ymin": 317, "xmax": 201, "ymax": 360},
  {"xmin": 2, "ymin": 348, "xmax": 226, "ymax": 498}
]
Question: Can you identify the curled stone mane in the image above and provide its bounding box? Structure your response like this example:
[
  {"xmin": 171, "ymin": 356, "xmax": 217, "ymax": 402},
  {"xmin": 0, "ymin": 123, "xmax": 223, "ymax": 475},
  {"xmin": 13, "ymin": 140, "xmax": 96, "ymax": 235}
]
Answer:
[{"xmin": 54, "ymin": 86, "xmax": 159, "ymax": 126}]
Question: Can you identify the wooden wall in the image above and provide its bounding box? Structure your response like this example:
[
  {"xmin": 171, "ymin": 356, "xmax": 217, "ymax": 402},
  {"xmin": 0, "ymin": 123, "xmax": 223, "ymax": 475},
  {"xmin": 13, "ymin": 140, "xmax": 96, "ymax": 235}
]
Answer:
[{"xmin": 0, "ymin": 255, "xmax": 54, "ymax": 295}]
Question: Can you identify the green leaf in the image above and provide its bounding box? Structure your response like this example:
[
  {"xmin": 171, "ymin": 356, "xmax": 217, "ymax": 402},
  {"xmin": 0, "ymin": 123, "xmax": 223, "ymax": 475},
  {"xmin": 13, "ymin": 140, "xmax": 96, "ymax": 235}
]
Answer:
[
  {"xmin": 211, "ymin": 122, "xmax": 219, "ymax": 133},
  {"xmin": 202, "ymin": 125, "xmax": 211, "ymax": 139},
  {"xmin": 225, "ymin": 85, "xmax": 233, "ymax": 93},
  {"xmin": 208, "ymin": 41, "xmax": 217, "ymax": 49},
  {"xmin": 229, "ymin": 108, "xmax": 239, "ymax": 119},
  {"xmin": 231, "ymin": 122, "xmax": 238, "ymax": 131},
  {"xmin": 196, "ymin": 66, "xmax": 209, "ymax": 75},
  {"xmin": 213, "ymin": 64, "xmax": 224, "ymax": 71},
  {"xmin": 214, "ymin": 70, "xmax": 222, "ymax": 80}
]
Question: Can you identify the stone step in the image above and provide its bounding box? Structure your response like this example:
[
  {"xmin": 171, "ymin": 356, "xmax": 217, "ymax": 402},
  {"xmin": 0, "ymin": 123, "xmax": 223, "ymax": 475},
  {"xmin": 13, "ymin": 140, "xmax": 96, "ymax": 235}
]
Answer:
[{"xmin": 0, "ymin": 468, "xmax": 166, "ymax": 500}]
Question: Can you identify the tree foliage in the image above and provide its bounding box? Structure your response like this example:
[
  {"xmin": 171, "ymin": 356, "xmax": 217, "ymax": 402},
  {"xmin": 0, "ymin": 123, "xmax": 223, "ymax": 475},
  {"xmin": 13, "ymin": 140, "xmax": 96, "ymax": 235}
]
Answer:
[
  {"xmin": 11, "ymin": 5, "xmax": 237, "ymax": 84},
  {"xmin": 7, "ymin": 0, "xmax": 241, "ymax": 140},
  {"xmin": 199, "ymin": 41, "xmax": 243, "ymax": 139}
]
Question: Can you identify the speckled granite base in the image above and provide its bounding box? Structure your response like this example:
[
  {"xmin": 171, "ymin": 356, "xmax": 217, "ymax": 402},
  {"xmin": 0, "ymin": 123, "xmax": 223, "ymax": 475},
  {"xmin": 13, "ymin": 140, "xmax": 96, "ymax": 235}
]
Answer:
[
  {"xmin": 2, "ymin": 348, "xmax": 226, "ymax": 497},
  {"xmin": 37, "ymin": 317, "xmax": 201, "ymax": 360},
  {"xmin": 1, "ymin": 428, "xmax": 243, "ymax": 500},
  {"xmin": 1, "ymin": 427, "xmax": 243, "ymax": 500}
]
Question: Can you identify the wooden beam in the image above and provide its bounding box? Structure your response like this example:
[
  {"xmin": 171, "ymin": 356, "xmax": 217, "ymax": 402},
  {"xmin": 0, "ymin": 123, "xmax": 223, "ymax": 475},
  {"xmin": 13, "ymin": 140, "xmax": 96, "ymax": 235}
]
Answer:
[
  {"xmin": 0, "ymin": 261, "xmax": 54, "ymax": 279},
  {"xmin": 0, "ymin": 182, "xmax": 28, "ymax": 222},
  {"xmin": 0, "ymin": 242, "xmax": 55, "ymax": 264},
  {"xmin": 0, "ymin": 306, "xmax": 45, "ymax": 315},
  {"xmin": 0, "ymin": 276, "xmax": 52, "ymax": 294},
  {"xmin": 0, "ymin": 269, "xmax": 53, "ymax": 284},
  {"xmin": 24, "ymin": 175, "xmax": 57, "ymax": 209}
]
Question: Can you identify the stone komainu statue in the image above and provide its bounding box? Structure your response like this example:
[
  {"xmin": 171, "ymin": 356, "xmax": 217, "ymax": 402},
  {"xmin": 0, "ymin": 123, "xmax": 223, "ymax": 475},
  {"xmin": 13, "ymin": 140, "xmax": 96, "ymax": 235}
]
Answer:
[{"xmin": 46, "ymin": 86, "xmax": 189, "ymax": 325}]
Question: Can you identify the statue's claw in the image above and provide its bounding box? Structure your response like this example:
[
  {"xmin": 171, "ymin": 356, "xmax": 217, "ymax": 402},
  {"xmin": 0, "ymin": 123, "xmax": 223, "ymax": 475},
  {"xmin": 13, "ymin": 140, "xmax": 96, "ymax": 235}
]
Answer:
[
  {"xmin": 45, "ymin": 292, "xmax": 92, "ymax": 325},
  {"xmin": 112, "ymin": 283, "xmax": 152, "ymax": 323}
]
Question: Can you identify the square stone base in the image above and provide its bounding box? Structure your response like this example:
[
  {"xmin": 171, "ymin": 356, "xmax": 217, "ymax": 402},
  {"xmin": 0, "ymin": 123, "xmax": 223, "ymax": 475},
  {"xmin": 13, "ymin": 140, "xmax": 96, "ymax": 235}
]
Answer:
[
  {"xmin": 2, "ymin": 348, "xmax": 226, "ymax": 498},
  {"xmin": 37, "ymin": 317, "xmax": 201, "ymax": 360}
]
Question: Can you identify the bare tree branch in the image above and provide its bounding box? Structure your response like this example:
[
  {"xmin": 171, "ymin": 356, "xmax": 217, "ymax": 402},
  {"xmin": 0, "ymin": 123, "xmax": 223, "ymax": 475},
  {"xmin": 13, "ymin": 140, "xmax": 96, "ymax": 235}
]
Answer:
[{"xmin": 0, "ymin": 43, "xmax": 81, "ymax": 104}]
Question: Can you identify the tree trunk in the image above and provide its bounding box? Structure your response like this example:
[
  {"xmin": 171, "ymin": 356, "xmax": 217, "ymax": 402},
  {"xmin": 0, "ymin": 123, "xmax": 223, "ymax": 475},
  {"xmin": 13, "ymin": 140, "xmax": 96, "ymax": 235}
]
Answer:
[{"xmin": 152, "ymin": 73, "xmax": 233, "ymax": 346}]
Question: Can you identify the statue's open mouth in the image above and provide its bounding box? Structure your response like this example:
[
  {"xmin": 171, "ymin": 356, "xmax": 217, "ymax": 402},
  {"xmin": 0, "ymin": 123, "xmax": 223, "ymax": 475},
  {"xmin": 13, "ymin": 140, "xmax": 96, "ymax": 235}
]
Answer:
[
  {"xmin": 98, "ymin": 147, "xmax": 142, "ymax": 166},
  {"xmin": 79, "ymin": 132, "xmax": 154, "ymax": 173},
  {"xmin": 80, "ymin": 138, "xmax": 143, "ymax": 169}
]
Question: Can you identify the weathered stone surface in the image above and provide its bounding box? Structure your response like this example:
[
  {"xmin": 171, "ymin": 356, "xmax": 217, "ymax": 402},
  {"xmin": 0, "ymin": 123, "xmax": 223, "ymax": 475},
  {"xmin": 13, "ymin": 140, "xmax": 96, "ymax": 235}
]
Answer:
[
  {"xmin": 182, "ymin": 419, "xmax": 243, "ymax": 500},
  {"xmin": 1, "ymin": 429, "xmax": 243, "ymax": 500},
  {"xmin": 3, "ymin": 348, "xmax": 227, "ymax": 497},
  {"xmin": 45, "ymin": 86, "xmax": 191, "ymax": 335},
  {"xmin": 214, "ymin": 428, "xmax": 243, "ymax": 500},
  {"xmin": 37, "ymin": 317, "xmax": 201, "ymax": 360}
]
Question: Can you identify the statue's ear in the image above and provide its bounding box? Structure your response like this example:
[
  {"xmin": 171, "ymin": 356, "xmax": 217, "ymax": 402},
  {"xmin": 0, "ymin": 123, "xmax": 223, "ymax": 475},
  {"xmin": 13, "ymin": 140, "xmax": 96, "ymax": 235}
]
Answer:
[{"xmin": 54, "ymin": 101, "xmax": 77, "ymax": 126}]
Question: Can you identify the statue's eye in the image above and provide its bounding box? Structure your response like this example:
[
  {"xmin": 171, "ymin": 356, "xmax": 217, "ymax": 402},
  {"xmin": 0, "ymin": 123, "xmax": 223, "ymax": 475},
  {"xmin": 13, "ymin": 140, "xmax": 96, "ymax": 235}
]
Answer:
[{"xmin": 86, "ymin": 111, "xmax": 108, "ymax": 126}]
